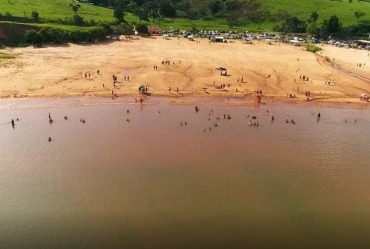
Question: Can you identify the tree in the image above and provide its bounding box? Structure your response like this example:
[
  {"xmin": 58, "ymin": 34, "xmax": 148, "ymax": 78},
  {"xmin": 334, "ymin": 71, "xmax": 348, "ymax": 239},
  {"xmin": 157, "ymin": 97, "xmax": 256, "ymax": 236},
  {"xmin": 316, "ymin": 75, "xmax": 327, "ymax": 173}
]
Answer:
[
  {"xmin": 249, "ymin": 9, "xmax": 270, "ymax": 29},
  {"xmin": 159, "ymin": 2, "xmax": 176, "ymax": 17},
  {"xmin": 282, "ymin": 16, "xmax": 307, "ymax": 33},
  {"xmin": 209, "ymin": 1, "xmax": 223, "ymax": 16},
  {"xmin": 354, "ymin": 11, "xmax": 366, "ymax": 22},
  {"xmin": 128, "ymin": 1, "xmax": 149, "ymax": 23},
  {"xmin": 321, "ymin": 15, "xmax": 341, "ymax": 38},
  {"xmin": 307, "ymin": 22, "xmax": 318, "ymax": 35},
  {"xmin": 325, "ymin": 15, "xmax": 341, "ymax": 34},
  {"xmin": 142, "ymin": 1, "xmax": 159, "ymax": 22},
  {"xmin": 25, "ymin": 29, "xmax": 41, "ymax": 44},
  {"xmin": 31, "ymin": 11, "xmax": 39, "ymax": 22},
  {"xmin": 113, "ymin": 0, "xmax": 125, "ymax": 23},
  {"xmin": 136, "ymin": 23, "xmax": 149, "ymax": 34},
  {"xmin": 69, "ymin": 3, "xmax": 81, "ymax": 14},
  {"xmin": 348, "ymin": 0, "xmax": 353, "ymax": 3},
  {"xmin": 308, "ymin": 11, "xmax": 319, "ymax": 23}
]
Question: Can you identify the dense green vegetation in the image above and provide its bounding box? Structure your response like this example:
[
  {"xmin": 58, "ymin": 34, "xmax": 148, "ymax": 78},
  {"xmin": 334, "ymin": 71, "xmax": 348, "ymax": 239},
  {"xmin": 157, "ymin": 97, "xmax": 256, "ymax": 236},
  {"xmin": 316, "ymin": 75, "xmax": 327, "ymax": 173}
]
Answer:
[{"xmin": 1, "ymin": 0, "xmax": 370, "ymax": 47}]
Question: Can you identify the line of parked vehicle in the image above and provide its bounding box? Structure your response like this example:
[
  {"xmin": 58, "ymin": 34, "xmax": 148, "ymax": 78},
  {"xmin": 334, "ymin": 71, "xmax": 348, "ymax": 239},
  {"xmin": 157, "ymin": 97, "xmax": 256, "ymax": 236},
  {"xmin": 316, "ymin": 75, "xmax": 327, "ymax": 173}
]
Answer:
[{"xmin": 161, "ymin": 29, "xmax": 369, "ymax": 50}]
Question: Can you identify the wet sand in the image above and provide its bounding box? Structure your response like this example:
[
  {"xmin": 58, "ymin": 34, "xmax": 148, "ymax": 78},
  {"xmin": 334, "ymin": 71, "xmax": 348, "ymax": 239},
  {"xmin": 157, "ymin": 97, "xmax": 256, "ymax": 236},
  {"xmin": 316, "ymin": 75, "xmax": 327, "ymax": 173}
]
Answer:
[{"xmin": 1, "ymin": 38, "xmax": 370, "ymax": 105}]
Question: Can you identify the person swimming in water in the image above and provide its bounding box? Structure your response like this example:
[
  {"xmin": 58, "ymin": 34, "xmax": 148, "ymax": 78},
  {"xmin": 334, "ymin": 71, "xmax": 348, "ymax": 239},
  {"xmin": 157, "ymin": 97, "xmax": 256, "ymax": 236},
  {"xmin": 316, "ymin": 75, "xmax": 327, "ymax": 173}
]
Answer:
[
  {"xmin": 11, "ymin": 119, "xmax": 15, "ymax": 126},
  {"xmin": 64, "ymin": 116, "xmax": 68, "ymax": 120},
  {"xmin": 195, "ymin": 106, "xmax": 199, "ymax": 112},
  {"xmin": 48, "ymin": 137, "xmax": 52, "ymax": 142},
  {"xmin": 249, "ymin": 120, "xmax": 252, "ymax": 126}
]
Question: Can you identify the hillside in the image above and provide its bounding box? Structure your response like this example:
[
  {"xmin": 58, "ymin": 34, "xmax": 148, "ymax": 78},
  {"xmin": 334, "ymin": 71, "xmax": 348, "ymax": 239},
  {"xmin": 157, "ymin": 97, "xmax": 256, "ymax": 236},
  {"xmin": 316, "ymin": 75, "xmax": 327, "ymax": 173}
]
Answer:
[
  {"xmin": 0, "ymin": 0, "xmax": 115, "ymax": 23},
  {"xmin": 262, "ymin": 0, "xmax": 370, "ymax": 26},
  {"xmin": 1, "ymin": 0, "xmax": 370, "ymax": 33}
]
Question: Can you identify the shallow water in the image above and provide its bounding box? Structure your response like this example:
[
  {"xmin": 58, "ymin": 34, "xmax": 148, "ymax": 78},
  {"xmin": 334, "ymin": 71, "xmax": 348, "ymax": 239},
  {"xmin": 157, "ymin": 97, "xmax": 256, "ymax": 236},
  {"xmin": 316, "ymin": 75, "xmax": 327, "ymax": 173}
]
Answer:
[{"xmin": 1, "ymin": 99, "xmax": 370, "ymax": 249}]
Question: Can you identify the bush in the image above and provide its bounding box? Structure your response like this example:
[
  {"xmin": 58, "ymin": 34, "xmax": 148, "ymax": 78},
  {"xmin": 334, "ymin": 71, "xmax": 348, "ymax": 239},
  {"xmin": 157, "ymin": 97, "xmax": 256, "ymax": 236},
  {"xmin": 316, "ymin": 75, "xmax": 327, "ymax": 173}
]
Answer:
[
  {"xmin": 136, "ymin": 24, "xmax": 149, "ymax": 34},
  {"xmin": 306, "ymin": 45, "xmax": 322, "ymax": 53},
  {"xmin": 73, "ymin": 15, "xmax": 85, "ymax": 26},
  {"xmin": 160, "ymin": 2, "xmax": 176, "ymax": 18},
  {"xmin": 31, "ymin": 11, "xmax": 39, "ymax": 22},
  {"xmin": 25, "ymin": 29, "xmax": 41, "ymax": 44},
  {"xmin": 5, "ymin": 12, "xmax": 13, "ymax": 19}
]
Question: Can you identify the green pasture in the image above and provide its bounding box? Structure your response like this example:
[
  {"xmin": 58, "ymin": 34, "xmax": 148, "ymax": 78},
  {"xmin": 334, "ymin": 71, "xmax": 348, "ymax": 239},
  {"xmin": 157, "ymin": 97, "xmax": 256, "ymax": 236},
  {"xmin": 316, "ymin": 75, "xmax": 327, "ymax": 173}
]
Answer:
[
  {"xmin": 1, "ymin": 0, "xmax": 115, "ymax": 23},
  {"xmin": 1, "ymin": 0, "xmax": 370, "ymax": 32},
  {"xmin": 262, "ymin": 0, "xmax": 370, "ymax": 25}
]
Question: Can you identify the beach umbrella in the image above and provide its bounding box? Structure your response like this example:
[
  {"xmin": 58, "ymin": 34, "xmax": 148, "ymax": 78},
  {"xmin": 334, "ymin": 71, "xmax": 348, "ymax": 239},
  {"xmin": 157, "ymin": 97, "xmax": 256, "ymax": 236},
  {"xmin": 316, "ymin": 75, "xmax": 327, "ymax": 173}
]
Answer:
[{"xmin": 215, "ymin": 67, "xmax": 227, "ymax": 71}]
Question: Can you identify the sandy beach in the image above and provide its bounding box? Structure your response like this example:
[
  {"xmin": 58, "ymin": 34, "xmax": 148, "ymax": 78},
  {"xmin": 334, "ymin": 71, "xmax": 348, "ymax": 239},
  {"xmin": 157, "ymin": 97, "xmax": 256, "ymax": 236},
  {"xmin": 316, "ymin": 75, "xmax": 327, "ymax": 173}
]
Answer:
[{"xmin": 1, "ymin": 37, "xmax": 370, "ymax": 104}]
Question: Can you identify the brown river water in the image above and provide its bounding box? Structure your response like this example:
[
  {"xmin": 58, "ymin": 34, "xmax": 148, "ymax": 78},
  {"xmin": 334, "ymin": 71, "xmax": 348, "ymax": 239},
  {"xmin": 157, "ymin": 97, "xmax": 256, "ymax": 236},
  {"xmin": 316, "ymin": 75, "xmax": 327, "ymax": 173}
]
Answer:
[{"xmin": 0, "ymin": 97, "xmax": 370, "ymax": 249}]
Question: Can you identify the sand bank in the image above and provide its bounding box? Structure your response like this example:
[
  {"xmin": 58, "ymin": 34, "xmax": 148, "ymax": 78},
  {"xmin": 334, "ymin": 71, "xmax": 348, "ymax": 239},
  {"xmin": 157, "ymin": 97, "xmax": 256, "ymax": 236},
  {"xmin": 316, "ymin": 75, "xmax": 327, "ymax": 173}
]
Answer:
[{"xmin": 1, "ymin": 37, "xmax": 370, "ymax": 105}]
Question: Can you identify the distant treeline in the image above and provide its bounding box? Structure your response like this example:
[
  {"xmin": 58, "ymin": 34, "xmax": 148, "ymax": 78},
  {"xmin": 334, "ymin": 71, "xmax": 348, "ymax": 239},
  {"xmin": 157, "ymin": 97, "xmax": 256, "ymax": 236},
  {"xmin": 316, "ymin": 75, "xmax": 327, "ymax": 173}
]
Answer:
[
  {"xmin": 273, "ymin": 13, "xmax": 370, "ymax": 39},
  {"xmin": 24, "ymin": 24, "xmax": 113, "ymax": 44}
]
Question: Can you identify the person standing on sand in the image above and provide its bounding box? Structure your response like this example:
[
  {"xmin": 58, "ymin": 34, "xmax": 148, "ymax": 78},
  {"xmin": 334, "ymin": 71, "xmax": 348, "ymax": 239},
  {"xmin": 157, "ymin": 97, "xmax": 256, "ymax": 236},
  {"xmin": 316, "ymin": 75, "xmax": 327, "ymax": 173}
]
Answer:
[
  {"xmin": 97, "ymin": 70, "xmax": 100, "ymax": 74},
  {"xmin": 140, "ymin": 98, "xmax": 143, "ymax": 104},
  {"xmin": 88, "ymin": 73, "xmax": 90, "ymax": 79},
  {"xmin": 169, "ymin": 87, "xmax": 171, "ymax": 92},
  {"xmin": 127, "ymin": 76, "xmax": 130, "ymax": 81},
  {"xmin": 176, "ymin": 87, "xmax": 179, "ymax": 93}
]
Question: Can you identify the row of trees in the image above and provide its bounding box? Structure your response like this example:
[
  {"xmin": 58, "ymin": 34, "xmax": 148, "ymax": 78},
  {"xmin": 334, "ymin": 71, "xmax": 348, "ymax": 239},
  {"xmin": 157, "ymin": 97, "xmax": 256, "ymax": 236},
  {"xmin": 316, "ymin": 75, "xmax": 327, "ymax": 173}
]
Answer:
[
  {"xmin": 273, "ymin": 12, "xmax": 370, "ymax": 39},
  {"xmin": 24, "ymin": 24, "xmax": 112, "ymax": 44}
]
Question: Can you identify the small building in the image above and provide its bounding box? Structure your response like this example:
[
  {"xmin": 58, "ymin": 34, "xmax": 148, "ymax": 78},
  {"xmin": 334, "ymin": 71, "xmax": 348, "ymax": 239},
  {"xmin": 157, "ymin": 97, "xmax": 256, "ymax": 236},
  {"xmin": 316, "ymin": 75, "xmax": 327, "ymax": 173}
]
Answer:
[{"xmin": 147, "ymin": 26, "xmax": 162, "ymax": 35}]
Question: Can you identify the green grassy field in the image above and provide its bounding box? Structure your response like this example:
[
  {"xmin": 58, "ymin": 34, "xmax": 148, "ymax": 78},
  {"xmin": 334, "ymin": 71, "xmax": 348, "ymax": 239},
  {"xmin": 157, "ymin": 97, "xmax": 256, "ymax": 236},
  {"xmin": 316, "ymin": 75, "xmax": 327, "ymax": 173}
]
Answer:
[
  {"xmin": 0, "ymin": 0, "xmax": 115, "ymax": 22},
  {"xmin": 262, "ymin": 0, "xmax": 370, "ymax": 26},
  {"xmin": 1, "ymin": 0, "xmax": 370, "ymax": 31}
]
